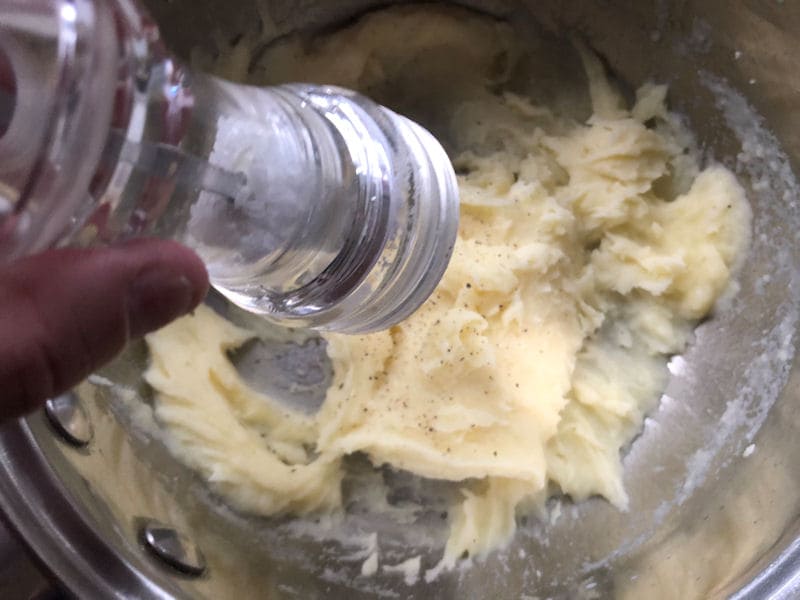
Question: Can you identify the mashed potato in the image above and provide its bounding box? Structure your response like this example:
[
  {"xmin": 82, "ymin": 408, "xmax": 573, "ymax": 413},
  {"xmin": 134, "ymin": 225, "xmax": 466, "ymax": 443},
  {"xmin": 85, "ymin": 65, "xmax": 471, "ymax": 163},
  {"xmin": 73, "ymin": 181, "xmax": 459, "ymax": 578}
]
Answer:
[{"xmin": 145, "ymin": 6, "xmax": 751, "ymax": 574}]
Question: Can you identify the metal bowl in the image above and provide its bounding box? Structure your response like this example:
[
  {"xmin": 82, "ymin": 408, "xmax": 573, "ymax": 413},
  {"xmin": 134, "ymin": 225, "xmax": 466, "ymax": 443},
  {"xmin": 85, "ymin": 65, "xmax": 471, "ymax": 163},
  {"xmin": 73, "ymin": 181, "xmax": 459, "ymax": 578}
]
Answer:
[{"xmin": 1, "ymin": 1, "xmax": 799, "ymax": 598}]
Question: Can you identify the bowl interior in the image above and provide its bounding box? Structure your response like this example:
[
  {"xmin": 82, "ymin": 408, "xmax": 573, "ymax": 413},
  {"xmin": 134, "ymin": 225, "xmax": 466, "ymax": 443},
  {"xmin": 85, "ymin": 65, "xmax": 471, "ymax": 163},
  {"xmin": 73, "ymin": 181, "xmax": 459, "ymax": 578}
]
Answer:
[{"xmin": 2, "ymin": 1, "xmax": 800, "ymax": 598}]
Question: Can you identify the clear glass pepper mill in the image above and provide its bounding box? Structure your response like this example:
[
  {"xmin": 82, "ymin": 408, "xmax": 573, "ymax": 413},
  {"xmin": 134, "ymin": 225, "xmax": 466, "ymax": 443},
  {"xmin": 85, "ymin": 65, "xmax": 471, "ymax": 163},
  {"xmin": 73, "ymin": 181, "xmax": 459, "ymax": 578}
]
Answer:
[{"xmin": 0, "ymin": 0, "xmax": 459, "ymax": 333}]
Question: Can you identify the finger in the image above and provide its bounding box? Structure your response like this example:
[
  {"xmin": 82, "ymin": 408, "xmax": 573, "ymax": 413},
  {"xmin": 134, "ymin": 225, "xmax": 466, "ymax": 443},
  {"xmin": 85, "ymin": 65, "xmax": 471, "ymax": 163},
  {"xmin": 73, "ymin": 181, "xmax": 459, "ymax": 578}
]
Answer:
[
  {"xmin": 0, "ymin": 239, "xmax": 208, "ymax": 419},
  {"xmin": 0, "ymin": 46, "xmax": 14, "ymax": 92}
]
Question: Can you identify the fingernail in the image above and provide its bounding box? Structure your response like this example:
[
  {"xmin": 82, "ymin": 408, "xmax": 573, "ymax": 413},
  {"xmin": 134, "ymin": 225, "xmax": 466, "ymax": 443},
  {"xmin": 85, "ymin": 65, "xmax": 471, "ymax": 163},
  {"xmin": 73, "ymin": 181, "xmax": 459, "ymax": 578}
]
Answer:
[{"xmin": 127, "ymin": 266, "xmax": 195, "ymax": 338}]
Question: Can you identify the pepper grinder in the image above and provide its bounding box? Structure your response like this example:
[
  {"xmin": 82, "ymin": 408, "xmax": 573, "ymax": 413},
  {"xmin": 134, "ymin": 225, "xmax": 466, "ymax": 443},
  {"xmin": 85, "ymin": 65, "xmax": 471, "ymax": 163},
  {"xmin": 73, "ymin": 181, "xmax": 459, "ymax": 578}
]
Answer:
[{"xmin": 0, "ymin": 0, "xmax": 459, "ymax": 333}]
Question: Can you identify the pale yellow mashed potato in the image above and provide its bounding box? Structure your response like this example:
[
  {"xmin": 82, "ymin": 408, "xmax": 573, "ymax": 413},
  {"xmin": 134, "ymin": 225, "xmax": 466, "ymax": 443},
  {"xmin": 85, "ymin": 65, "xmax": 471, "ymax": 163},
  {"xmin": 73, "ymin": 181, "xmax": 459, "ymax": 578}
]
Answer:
[{"xmin": 145, "ymin": 7, "xmax": 751, "ymax": 572}]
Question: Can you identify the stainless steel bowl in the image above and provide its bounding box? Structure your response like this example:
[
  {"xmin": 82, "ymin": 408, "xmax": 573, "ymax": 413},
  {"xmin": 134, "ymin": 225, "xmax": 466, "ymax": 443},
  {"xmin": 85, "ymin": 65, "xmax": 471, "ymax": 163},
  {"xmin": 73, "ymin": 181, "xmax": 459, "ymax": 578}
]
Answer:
[{"xmin": 1, "ymin": 1, "xmax": 799, "ymax": 598}]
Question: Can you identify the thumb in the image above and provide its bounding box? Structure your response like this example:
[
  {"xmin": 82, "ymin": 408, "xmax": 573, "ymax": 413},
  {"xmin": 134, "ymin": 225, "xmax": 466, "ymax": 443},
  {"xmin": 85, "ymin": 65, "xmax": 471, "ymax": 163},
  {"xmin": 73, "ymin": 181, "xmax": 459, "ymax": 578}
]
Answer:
[{"xmin": 0, "ymin": 239, "xmax": 208, "ymax": 419}]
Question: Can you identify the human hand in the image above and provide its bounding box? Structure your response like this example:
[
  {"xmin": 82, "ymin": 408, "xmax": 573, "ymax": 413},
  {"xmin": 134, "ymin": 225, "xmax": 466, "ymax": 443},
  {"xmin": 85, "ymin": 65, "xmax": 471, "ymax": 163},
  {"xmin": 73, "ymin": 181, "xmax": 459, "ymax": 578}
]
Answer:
[{"xmin": 0, "ymin": 239, "xmax": 208, "ymax": 420}]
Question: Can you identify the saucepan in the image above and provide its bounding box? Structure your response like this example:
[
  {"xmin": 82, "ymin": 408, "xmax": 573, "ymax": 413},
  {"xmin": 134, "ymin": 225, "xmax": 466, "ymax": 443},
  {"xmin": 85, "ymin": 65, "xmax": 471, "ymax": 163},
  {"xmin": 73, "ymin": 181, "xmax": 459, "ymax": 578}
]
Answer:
[{"xmin": 0, "ymin": 0, "xmax": 798, "ymax": 598}]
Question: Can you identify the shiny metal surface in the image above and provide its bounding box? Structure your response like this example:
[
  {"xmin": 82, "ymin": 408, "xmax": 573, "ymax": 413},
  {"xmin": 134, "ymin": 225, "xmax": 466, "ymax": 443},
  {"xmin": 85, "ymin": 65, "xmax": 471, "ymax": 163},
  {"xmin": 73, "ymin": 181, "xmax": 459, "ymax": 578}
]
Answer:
[
  {"xmin": 44, "ymin": 393, "xmax": 92, "ymax": 447},
  {"xmin": 0, "ymin": 1, "xmax": 798, "ymax": 598},
  {"xmin": 141, "ymin": 522, "xmax": 206, "ymax": 577}
]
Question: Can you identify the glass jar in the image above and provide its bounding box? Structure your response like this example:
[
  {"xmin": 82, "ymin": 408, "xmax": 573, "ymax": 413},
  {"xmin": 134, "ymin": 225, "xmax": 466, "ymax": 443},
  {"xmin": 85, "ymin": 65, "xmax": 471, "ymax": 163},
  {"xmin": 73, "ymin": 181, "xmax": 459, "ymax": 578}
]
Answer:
[{"xmin": 0, "ymin": 0, "xmax": 459, "ymax": 333}]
